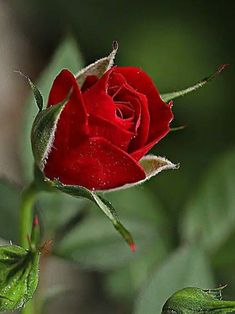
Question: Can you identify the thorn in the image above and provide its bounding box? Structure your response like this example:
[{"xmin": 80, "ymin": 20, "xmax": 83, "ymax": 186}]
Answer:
[{"xmin": 130, "ymin": 242, "xmax": 136, "ymax": 252}]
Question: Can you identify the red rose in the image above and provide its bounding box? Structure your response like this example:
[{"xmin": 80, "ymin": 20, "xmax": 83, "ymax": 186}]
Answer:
[{"xmin": 43, "ymin": 66, "xmax": 173, "ymax": 190}]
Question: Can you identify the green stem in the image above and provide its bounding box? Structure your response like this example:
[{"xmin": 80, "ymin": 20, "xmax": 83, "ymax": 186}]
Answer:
[
  {"xmin": 19, "ymin": 182, "xmax": 37, "ymax": 249},
  {"xmin": 19, "ymin": 182, "xmax": 38, "ymax": 314}
]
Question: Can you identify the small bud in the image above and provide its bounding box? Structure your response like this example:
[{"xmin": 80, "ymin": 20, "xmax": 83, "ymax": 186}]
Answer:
[{"xmin": 162, "ymin": 286, "xmax": 235, "ymax": 313}]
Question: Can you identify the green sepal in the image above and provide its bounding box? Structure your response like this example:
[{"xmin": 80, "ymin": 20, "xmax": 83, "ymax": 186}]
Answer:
[
  {"xmin": 162, "ymin": 286, "xmax": 235, "ymax": 313},
  {"xmin": 0, "ymin": 245, "xmax": 40, "ymax": 311},
  {"xmin": 75, "ymin": 41, "xmax": 118, "ymax": 87},
  {"xmin": 15, "ymin": 71, "xmax": 43, "ymax": 111},
  {"xmin": 47, "ymin": 179, "xmax": 135, "ymax": 251},
  {"xmin": 161, "ymin": 64, "xmax": 228, "ymax": 102},
  {"xmin": 31, "ymin": 100, "xmax": 67, "ymax": 170}
]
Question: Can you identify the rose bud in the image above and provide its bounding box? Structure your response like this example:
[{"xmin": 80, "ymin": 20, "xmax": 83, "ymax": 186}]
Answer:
[
  {"xmin": 31, "ymin": 45, "xmax": 177, "ymax": 192},
  {"xmin": 29, "ymin": 43, "xmax": 226, "ymax": 248},
  {"xmin": 162, "ymin": 286, "xmax": 235, "ymax": 313}
]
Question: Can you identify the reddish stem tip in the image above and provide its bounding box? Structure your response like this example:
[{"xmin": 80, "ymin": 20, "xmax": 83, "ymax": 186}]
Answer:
[
  {"xmin": 130, "ymin": 243, "xmax": 136, "ymax": 252},
  {"xmin": 33, "ymin": 215, "xmax": 39, "ymax": 227},
  {"xmin": 218, "ymin": 63, "xmax": 229, "ymax": 73}
]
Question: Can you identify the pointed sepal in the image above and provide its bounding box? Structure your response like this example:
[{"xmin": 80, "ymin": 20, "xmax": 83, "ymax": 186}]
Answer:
[
  {"xmin": 161, "ymin": 64, "xmax": 228, "ymax": 102},
  {"xmin": 101, "ymin": 155, "xmax": 178, "ymax": 193},
  {"xmin": 47, "ymin": 179, "xmax": 135, "ymax": 251},
  {"xmin": 75, "ymin": 41, "xmax": 118, "ymax": 86},
  {"xmin": 31, "ymin": 97, "xmax": 68, "ymax": 170},
  {"xmin": 15, "ymin": 70, "xmax": 43, "ymax": 111},
  {"xmin": 0, "ymin": 245, "xmax": 40, "ymax": 311},
  {"xmin": 162, "ymin": 286, "xmax": 235, "ymax": 313}
]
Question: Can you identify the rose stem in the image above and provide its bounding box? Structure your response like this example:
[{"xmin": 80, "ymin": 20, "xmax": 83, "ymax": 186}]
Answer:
[{"xmin": 19, "ymin": 182, "xmax": 37, "ymax": 314}]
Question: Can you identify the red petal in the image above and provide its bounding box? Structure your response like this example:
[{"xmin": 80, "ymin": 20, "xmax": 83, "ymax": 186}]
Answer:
[
  {"xmin": 89, "ymin": 115, "xmax": 134, "ymax": 151},
  {"xmin": 131, "ymin": 101, "xmax": 173, "ymax": 160},
  {"xmin": 114, "ymin": 67, "xmax": 173, "ymax": 159},
  {"xmin": 47, "ymin": 69, "xmax": 88, "ymax": 153},
  {"xmin": 81, "ymin": 75, "xmax": 99, "ymax": 92},
  {"xmin": 44, "ymin": 137, "xmax": 146, "ymax": 190},
  {"xmin": 83, "ymin": 69, "xmax": 116, "ymax": 120},
  {"xmin": 114, "ymin": 82, "xmax": 150, "ymax": 152}
]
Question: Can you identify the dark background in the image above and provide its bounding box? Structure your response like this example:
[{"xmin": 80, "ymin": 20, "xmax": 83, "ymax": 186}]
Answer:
[{"xmin": 0, "ymin": 1, "xmax": 235, "ymax": 313}]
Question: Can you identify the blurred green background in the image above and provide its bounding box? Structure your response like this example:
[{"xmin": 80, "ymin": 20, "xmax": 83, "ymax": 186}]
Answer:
[{"xmin": 0, "ymin": 0, "xmax": 235, "ymax": 313}]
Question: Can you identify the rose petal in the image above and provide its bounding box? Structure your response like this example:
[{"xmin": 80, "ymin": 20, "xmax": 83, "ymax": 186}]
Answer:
[
  {"xmin": 114, "ymin": 82, "xmax": 150, "ymax": 152},
  {"xmin": 83, "ymin": 69, "xmax": 116, "ymax": 120},
  {"xmin": 88, "ymin": 115, "xmax": 134, "ymax": 151},
  {"xmin": 108, "ymin": 71, "xmax": 126, "ymax": 96},
  {"xmin": 44, "ymin": 137, "xmax": 146, "ymax": 191},
  {"xmin": 46, "ymin": 69, "xmax": 88, "ymax": 160},
  {"xmin": 81, "ymin": 75, "xmax": 99, "ymax": 92},
  {"xmin": 114, "ymin": 67, "xmax": 173, "ymax": 159},
  {"xmin": 131, "ymin": 101, "xmax": 173, "ymax": 160}
]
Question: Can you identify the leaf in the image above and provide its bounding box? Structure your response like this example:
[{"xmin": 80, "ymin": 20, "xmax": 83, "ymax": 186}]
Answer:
[
  {"xmin": 48, "ymin": 180, "xmax": 135, "ymax": 251},
  {"xmin": 21, "ymin": 36, "xmax": 83, "ymax": 182},
  {"xmin": 0, "ymin": 245, "xmax": 40, "ymax": 311},
  {"xmin": 56, "ymin": 214, "xmax": 164, "ymax": 270},
  {"xmin": 56, "ymin": 186, "xmax": 169, "ymax": 270},
  {"xmin": 161, "ymin": 64, "xmax": 228, "ymax": 102},
  {"xmin": 38, "ymin": 190, "xmax": 87, "ymax": 236},
  {"xmin": 182, "ymin": 148, "xmax": 235, "ymax": 253},
  {"xmin": 75, "ymin": 41, "xmax": 118, "ymax": 86},
  {"xmin": 0, "ymin": 180, "xmax": 20, "ymax": 242},
  {"xmin": 104, "ymin": 247, "xmax": 168, "ymax": 301},
  {"xmin": 134, "ymin": 246, "xmax": 214, "ymax": 314}
]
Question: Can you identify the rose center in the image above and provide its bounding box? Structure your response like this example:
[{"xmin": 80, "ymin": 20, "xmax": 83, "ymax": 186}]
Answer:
[{"xmin": 115, "ymin": 102, "xmax": 134, "ymax": 120}]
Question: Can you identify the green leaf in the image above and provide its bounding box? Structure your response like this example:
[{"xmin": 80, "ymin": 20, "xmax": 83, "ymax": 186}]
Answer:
[
  {"xmin": 0, "ymin": 180, "xmax": 20, "ymax": 242},
  {"xmin": 15, "ymin": 71, "xmax": 43, "ymax": 111},
  {"xmin": 56, "ymin": 214, "xmax": 161, "ymax": 270},
  {"xmin": 0, "ymin": 245, "xmax": 40, "ymax": 311},
  {"xmin": 31, "ymin": 98, "xmax": 67, "ymax": 170},
  {"xmin": 56, "ymin": 186, "xmax": 169, "ymax": 270},
  {"xmin": 134, "ymin": 246, "xmax": 214, "ymax": 314},
  {"xmin": 182, "ymin": 148, "xmax": 235, "ymax": 253},
  {"xmin": 75, "ymin": 41, "xmax": 118, "ymax": 86},
  {"xmin": 22, "ymin": 36, "xmax": 83, "ymax": 182},
  {"xmin": 49, "ymin": 180, "xmax": 135, "ymax": 251},
  {"xmin": 38, "ymin": 190, "xmax": 87, "ymax": 236},
  {"xmin": 162, "ymin": 286, "xmax": 235, "ymax": 313},
  {"xmin": 161, "ymin": 64, "xmax": 228, "ymax": 102},
  {"xmin": 105, "ymin": 247, "xmax": 168, "ymax": 301}
]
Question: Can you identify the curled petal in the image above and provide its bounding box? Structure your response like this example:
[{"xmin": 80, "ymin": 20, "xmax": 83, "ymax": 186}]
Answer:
[
  {"xmin": 83, "ymin": 69, "xmax": 116, "ymax": 120},
  {"xmin": 88, "ymin": 115, "xmax": 134, "ymax": 151},
  {"xmin": 131, "ymin": 101, "xmax": 173, "ymax": 160},
  {"xmin": 114, "ymin": 67, "xmax": 173, "ymax": 159},
  {"xmin": 47, "ymin": 69, "xmax": 88, "ymax": 152}
]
